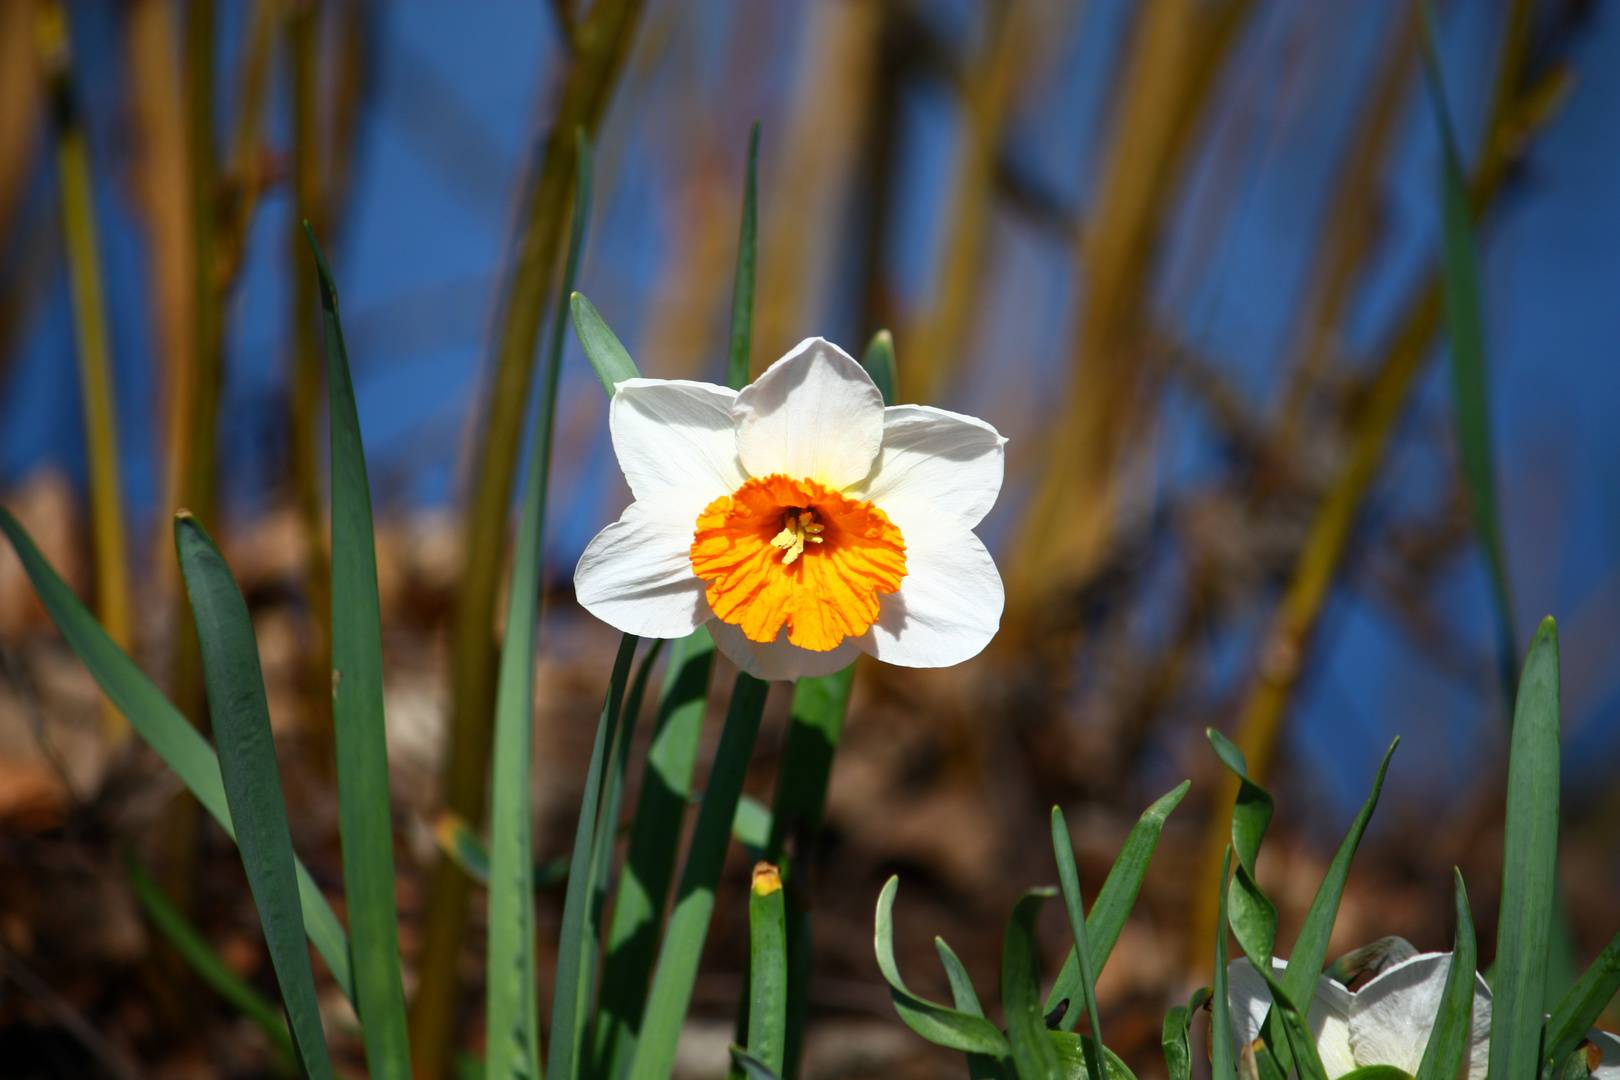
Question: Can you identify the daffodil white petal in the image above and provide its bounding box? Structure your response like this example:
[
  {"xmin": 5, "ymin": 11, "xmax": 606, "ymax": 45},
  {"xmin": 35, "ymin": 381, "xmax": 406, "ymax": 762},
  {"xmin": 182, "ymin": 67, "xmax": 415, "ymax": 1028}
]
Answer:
[
  {"xmin": 733, "ymin": 337, "xmax": 884, "ymax": 489},
  {"xmin": 854, "ymin": 405, "xmax": 1006, "ymax": 528},
  {"xmin": 1226, "ymin": 959, "xmax": 1355, "ymax": 1078},
  {"xmin": 1347, "ymin": 952, "xmax": 1491, "ymax": 1080},
  {"xmin": 1586, "ymin": 1027, "xmax": 1620, "ymax": 1078},
  {"xmin": 708, "ymin": 619, "xmax": 864, "ymax": 681},
  {"xmin": 853, "ymin": 496, "xmax": 1001, "ymax": 668},
  {"xmin": 574, "ymin": 486, "xmax": 712, "ymax": 639},
  {"xmin": 610, "ymin": 379, "xmax": 746, "ymax": 499}
]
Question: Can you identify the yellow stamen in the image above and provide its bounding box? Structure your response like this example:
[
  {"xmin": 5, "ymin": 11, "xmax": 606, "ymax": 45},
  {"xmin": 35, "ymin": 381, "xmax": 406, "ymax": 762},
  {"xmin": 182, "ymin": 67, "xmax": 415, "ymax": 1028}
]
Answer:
[{"xmin": 768, "ymin": 508, "xmax": 825, "ymax": 565}]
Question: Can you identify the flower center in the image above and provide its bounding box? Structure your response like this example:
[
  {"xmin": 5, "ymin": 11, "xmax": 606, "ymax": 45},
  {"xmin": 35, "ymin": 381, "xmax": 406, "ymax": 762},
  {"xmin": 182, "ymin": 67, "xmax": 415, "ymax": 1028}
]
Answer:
[{"xmin": 690, "ymin": 475, "xmax": 906, "ymax": 652}]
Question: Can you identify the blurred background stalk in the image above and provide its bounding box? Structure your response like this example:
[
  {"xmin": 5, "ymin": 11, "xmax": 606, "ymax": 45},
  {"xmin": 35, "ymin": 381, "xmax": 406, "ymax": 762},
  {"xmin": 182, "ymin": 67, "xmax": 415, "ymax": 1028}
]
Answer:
[
  {"xmin": 289, "ymin": 0, "xmax": 335, "ymax": 767},
  {"xmin": 412, "ymin": 2, "xmax": 645, "ymax": 1073},
  {"xmin": 1006, "ymin": 0, "xmax": 1256, "ymax": 643},
  {"xmin": 40, "ymin": 0, "xmax": 132, "ymax": 742},
  {"xmin": 1184, "ymin": 0, "xmax": 1569, "ymax": 973}
]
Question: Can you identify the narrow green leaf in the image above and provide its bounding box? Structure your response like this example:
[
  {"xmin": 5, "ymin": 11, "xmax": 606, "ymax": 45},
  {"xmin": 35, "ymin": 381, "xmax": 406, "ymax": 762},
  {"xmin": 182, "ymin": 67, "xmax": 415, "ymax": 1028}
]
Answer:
[
  {"xmin": 1338, "ymin": 1068, "xmax": 1416, "ymax": 1080},
  {"xmin": 1419, "ymin": 5, "xmax": 1518, "ymax": 694},
  {"xmin": 1490, "ymin": 617, "xmax": 1562, "ymax": 1080},
  {"xmin": 862, "ymin": 330, "xmax": 897, "ymax": 407},
  {"xmin": 1262, "ymin": 740, "xmax": 1398, "ymax": 1079},
  {"xmin": 594, "ymin": 627, "xmax": 716, "ymax": 1080},
  {"xmin": 935, "ymin": 937, "xmax": 1006, "ymax": 1080},
  {"xmin": 306, "ymin": 224, "xmax": 411, "ymax": 1079},
  {"xmin": 1051, "ymin": 807, "xmax": 1106, "ymax": 1080},
  {"xmin": 0, "ymin": 508, "xmax": 354, "ymax": 1000},
  {"xmin": 486, "ymin": 127, "xmax": 593, "ymax": 1080},
  {"xmin": 1543, "ymin": 928, "xmax": 1620, "ymax": 1078},
  {"xmin": 175, "ymin": 515, "xmax": 334, "ymax": 1080},
  {"xmin": 872, "ymin": 877, "xmax": 1012, "ymax": 1056},
  {"xmin": 1004, "ymin": 889, "xmax": 1064, "ymax": 1080},
  {"xmin": 126, "ymin": 852, "xmax": 296, "ymax": 1062},
  {"xmin": 730, "ymin": 1045, "xmax": 784, "ymax": 1080},
  {"xmin": 1162, "ymin": 988, "xmax": 1212, "ymax": 1080},
  {"xmin": 571, "ymin": 292, "xmax": 639, "ymax": 396},
  {"xmin": 548, "ymin": 633, "xmax": 639, "ymax": 1080},
  {"xmin": 1414, "ymin": 870, "xmax": 1478, "ymax": 1080},
  {"xmin": 1227, "ymin": 901, "xmax": 1330, "ymax": 1080},
  {"xmin": 768, "ymin": 665, "xmax": 855, "ymax": 1079},
  {"xmin": 1212, "ymin": 848, "xmax": 1237, "ymax": 1080},
  {"xmin": 1282, "ymin": 739, "xmax": 1397, "ymax": 1008},
  {"xmin": 748, "ymin": 863, "xmax": 788, "ymax": 1074},
  {"xmin": 630, "ymin": 672, "xmax": 772, "ymax": 1079},
  {"xmin": 1046, "ymin": 781, "xmax": 1189, "ymax": 1027},
  {"xmin": 734, "ymin": 794, "xmax": 773, "ymax": 853},
  {"xmin": 726, "ymin": 121, "xmax": 760, "ymax": 391}
]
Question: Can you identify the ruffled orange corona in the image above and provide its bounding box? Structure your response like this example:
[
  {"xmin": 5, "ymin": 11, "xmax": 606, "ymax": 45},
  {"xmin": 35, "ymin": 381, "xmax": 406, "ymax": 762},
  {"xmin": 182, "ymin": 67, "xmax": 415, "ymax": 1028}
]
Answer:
[{"xmin": 690, "ymin": 475, "xmax": 906, "ymax": 651}]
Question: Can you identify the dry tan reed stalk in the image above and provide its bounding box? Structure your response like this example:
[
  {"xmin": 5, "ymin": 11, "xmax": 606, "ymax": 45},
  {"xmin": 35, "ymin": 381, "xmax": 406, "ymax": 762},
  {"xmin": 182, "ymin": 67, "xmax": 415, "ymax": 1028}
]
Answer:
[
  {"xmin": 416, "ymin": 3, "xmax": 646, "ymax": 1073},
  {"xmin": 1005, "ymin": 0, "xmax": 1256, "ymax": 641}
]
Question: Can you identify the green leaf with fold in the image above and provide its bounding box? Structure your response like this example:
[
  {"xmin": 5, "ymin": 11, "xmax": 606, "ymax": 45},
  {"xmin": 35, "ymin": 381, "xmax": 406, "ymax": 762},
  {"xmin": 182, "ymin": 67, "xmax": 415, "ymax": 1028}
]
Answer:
[
  {"xmin": 0, "ymin": 509, "xmax": 354, "ymax": 1002},
  {"xmin": 1208, "ymin": 730, "xmax": 1272, "ymax": 875},
  {"xmin": 1051, "ymin": 807, "xmax": 1106, "ymax": 1080},
  {"xmin": 1543, "ymin": 928, "xmax": 1620, "ymax": 1079},
  {"xmin": 548, "ymin": 634, "xmax": 639, "ymax": 1080},
  {"xmin": 726, "ymin": 121, "xmax": 760, "ymax": 391},
  {"xmin": 1490, "ymin": 617, "xmax": 1562, "ymax": 1080},
  {"xmin": 571, "ymin": 292, "xmax": 639, "ymax": 395},
  {"xmin": 594, "ymin": 628, "xmax": 716, "ymax": 1079},
  {"xmin": 175, "ymin": 515, "xmax": 334, "ymax": 1080},
  {"xmin": 862, "ymin": 330, "xmax": 897, "ymax": 407},
  {"xmin": 630, "ymin": 672, "xmax": 772, "ymax": 1080},
  {"xmin": 1419, "ymin": 4, "xmax": 1518, "ymax": 695},
  {"xmin": 126, "ymin": 852, "xmax": 295, "ymax": 1063},
  {"xmin": 1414, "ymin": 870, "xmax": 1477, "ymax": 1080},
  {"xmin": 1004, "ymin": 889, "xmax": 1064, "ymax": 1080},
  {"xmin": 307, "ymin": 224, "xmax": 411, "ymax": 1080},
  {"xmin": 1162, "ymin": 988, "xmax": 1212, "ymax": 1080},
  {"xmin": 872, "ymin": 877, "xmax": 1011, "ymax": 1056},
  {"xmin": 1046, "ymin": 781, "xmax": 1190, "ymax": 1027},
  {"xmin": 935, "ymin": 937, "xmax": 1006, "ymax": 1080}
]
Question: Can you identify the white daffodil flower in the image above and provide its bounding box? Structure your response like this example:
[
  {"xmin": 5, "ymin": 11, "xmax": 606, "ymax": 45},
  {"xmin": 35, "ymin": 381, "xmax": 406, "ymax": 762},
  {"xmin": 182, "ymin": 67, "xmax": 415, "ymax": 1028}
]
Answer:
[
  {"xmin": 573, "ymin": 337, "xmax": 1006, "ymax": 681},
  {"xmin": 1229, "ymin": 953, "xmax": 1491, "ymax": 1079}
]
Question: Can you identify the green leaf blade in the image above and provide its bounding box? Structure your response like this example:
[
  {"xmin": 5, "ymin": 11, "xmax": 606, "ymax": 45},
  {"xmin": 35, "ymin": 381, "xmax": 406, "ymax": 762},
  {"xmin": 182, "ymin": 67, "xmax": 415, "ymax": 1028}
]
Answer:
[
  {"xmin": 1490, "ymin": 617, "xmax": 1562, "ymax": 1080},
  {"xmin": 862, "ymin": 330, "xmax": 897, "ymax": 407},
  {"xmin": 1414, "ymin": 870, "xmax": 1478, "ymax": 1080},
  {"xmin": 1543, "ymin": 928, "xmax": 1620, "ymax": 1077},
  {"xmin": 175, "ymin": 515, "xmax": 335, "ymax": 1080},
  {"xmin": 306, "ymin": 225, "xmax": 412, "ymax": 1079},
  {"xmin": 748, "ymin": 864, "xmax": 789, "ymax": 1075},
  {"xmin": 1051, "ymin": 807, "xmax": 1106, "ymax": 1080},
  {"xmin": 1003, "ymin": 889, "xmax": 1065, "ymax": 1080},
  {"xmin": 1046, "ymin": 781, "xmax": 1189, "ymax": 1026},
  {"xmin": 0, "ymin": 507, "xmax": 355, "ymax": 1000},
  {"xmin": 726, "ymin": 122, "xmax": 760, "ymax": 391},
  {"xmin": 571, "ymin": 292, "xmax": 639, "ymax": 396}
]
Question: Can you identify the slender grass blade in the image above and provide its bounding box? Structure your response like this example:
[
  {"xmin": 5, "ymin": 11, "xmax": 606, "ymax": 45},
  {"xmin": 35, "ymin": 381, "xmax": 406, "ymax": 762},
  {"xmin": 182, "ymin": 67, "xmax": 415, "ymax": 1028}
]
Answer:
[
  {"xmin": 595, "ymin": 629, "xmax": 716, "ymax": 1079},
  {"xmin": 548, "ymin": 634, "xmax": 639, "ymax": 1080},
  {"xmin": 0, "ymin": 507, "xmax": 354, "ymax": 1000},
  {"xmin": 1212, "ymin": 848, "xmax": 1237, "ymax": 1080},
  {"xmin": 175, "ymin": 515, "xmax": 334, "ymax": 1080},
  {"xmin": 486, "ymin": 128, "xmax": 594, "ymax": 1080},
  {"xmin": 1004, "ymin": 889, "xmax": 1064, "ymax": 1080},
  {"xmin": 126, "ymin": 852, "xmax": 295, "ymax": 1062},
  {"xmin": 1490, "ymin": 617, "xmax": 1561, "ymax": 1080},
  {"xmin": 1050, "ymin": 1032, "xmax": 1138, "ymax": 1079},
  {"xmin": 1162, "ymin": 988, "xmax": 1212, "ymax": 1080},
  {"xmin": 934, "ymin": 937, "xmax": 1004, "ymax": 1080},
  {"xmin": 1414, "ymin": 870, "xmax": 1478, "ymax": 1080},
  {"xmin": 306, "ymin": 225, "xmax": 412, "ymax": 1079},
  {"xmin": 630, "ymin": 673, "xmax": 772, "ymax": 1079},
  {"xmin": 1046, "ymin": 781, "xmax": 1189, "ymax": 1026},
  {"xmin": 1419, "ymin": 5, "xmax": 1518, "ymax": 695},
  {"xmin": 1051, "ymin": 807, "xmax": 1106, "ymax": 1080},
  {"xmin": 1543, "ymin": 928, "xmax": 1620, "ymax": 1078},
  {"xmin": 726, "ymin": 122, "xmax": 760, "ymax": 390}
]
